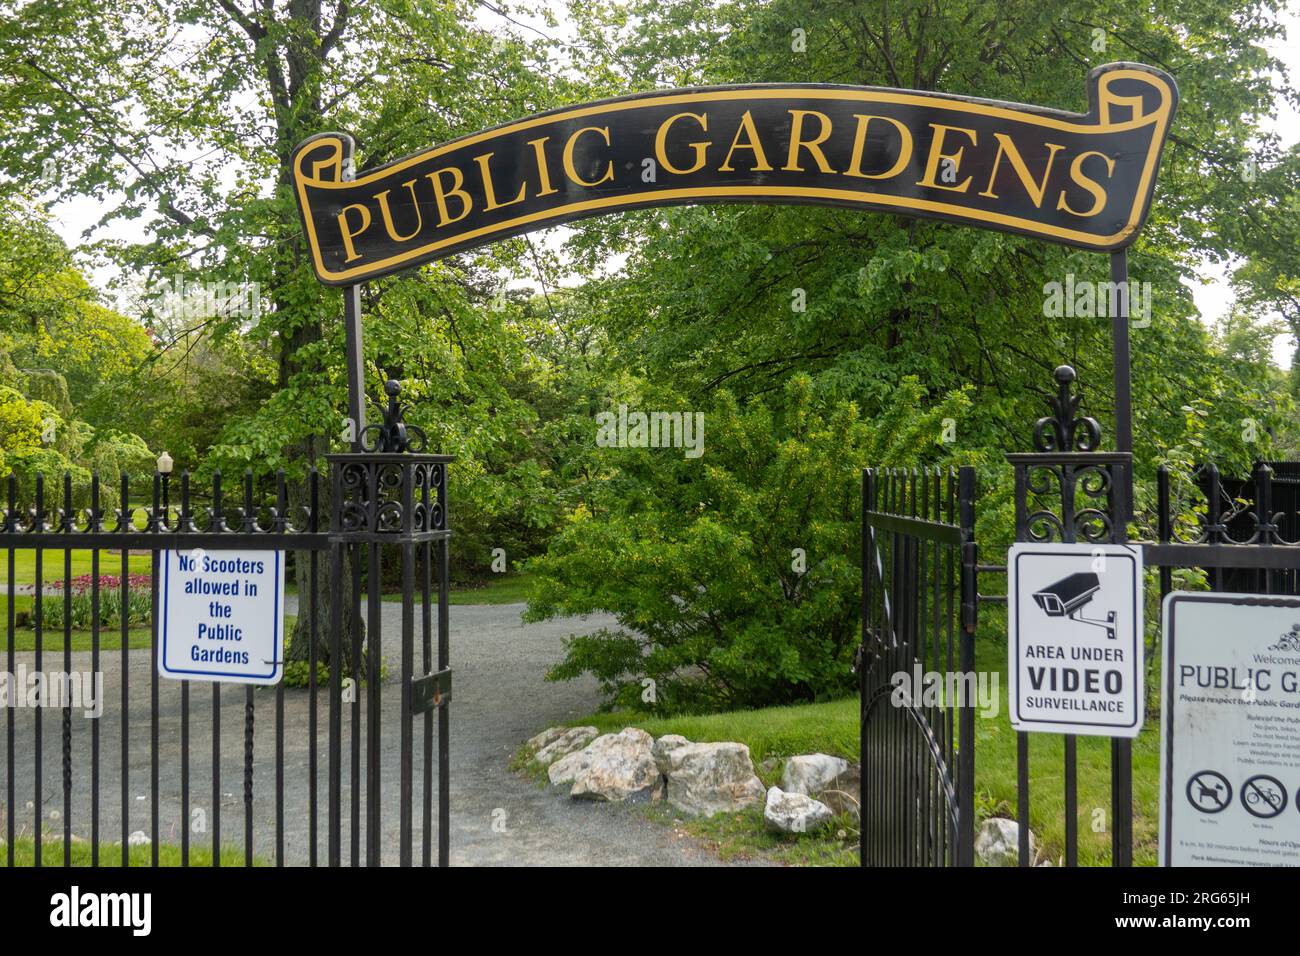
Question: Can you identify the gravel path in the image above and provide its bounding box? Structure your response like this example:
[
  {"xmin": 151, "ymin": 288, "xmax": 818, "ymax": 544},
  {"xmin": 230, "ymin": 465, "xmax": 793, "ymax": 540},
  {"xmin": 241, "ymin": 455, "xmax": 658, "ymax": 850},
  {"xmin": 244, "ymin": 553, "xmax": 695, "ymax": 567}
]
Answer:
[{"xmin": 0, "ymin": 601, "xmax": 741, "ymax": 866}]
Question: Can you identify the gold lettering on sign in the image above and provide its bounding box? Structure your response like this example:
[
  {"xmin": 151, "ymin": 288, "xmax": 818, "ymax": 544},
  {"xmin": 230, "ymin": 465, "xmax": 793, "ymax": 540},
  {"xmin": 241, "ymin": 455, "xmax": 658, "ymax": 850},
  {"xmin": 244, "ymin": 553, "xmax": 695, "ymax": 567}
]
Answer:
[
  {"xmin": 527, "ymin": 137, "xmax": 559, "ymax": 197},
  {"xmin": 977, "ymin": 134, "xmax": 1066, "ymax": 207},
  {"xmin": 373, "ymin": 180, "xmax": 423, "ymax": 242},
  {"xmin": 783, "ymin": 109, "xmax": 836, "ymax": 174},
  {"xmin": 473, "ymin": 152, "xmax": 528, "ymax": 212},
  {"xmin": 338, "ymin": 204, "xmax": 372, "ymax": 262},
  {"xmin": 719, "ymin": 110, "xmax": 774, "ymax": 172},
  {"xmin": 563, "ymin": 126, "xmax": 615, "ymax": 187},
  {"xmin": 655, "ymin": 112, "xmax": 711, "ymax": 175},
  {"xmin": 1056, "ymin": 150, "xmax": 1116, "ymax": 218},
  {"xmin": 843, "ymin": 114, "xmax": 913, "ymax": 180},
  {"xmin": 916, "ymin": 124, "xmax": 979, "ymax": 193},
  {"xmin": 426, "ymin": 167, "xmax": 472, "ymax": 226}
]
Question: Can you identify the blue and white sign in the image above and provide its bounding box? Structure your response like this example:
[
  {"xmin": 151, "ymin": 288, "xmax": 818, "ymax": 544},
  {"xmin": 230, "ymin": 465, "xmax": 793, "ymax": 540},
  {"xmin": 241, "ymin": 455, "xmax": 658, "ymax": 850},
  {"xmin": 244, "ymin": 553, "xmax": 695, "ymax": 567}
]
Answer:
[{"xmin": 159, "ymin": 549, "xmax": 286, "ymax": 685}]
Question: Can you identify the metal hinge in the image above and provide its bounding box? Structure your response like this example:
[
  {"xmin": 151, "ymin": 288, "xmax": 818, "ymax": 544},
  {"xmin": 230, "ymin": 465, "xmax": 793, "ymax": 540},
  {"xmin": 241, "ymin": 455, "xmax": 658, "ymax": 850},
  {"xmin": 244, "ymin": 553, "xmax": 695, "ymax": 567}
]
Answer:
[{"xmin": 411, "ymin": 668, "xmax": 452, "ymax": 714}]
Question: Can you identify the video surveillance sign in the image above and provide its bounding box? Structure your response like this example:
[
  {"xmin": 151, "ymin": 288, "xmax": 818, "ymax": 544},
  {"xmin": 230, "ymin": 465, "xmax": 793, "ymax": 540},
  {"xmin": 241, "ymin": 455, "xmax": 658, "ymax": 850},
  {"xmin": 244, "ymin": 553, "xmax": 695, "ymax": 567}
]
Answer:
[{"xmin": 1008, "ymin": 542, "xmax": 1144, "ymax": 737}]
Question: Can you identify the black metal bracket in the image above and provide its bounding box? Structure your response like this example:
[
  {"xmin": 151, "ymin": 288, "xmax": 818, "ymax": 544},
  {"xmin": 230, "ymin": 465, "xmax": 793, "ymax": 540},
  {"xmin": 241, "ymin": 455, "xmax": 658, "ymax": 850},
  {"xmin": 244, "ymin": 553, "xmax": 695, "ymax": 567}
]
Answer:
[{"xmin": 411, "ymin": 668, "xmax": 452, "ymax": 714}]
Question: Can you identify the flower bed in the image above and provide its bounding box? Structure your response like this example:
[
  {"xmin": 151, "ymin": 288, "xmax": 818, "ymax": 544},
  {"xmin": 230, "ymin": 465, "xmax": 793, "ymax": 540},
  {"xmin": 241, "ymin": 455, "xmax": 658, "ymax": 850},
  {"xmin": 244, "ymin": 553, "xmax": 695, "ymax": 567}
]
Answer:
[{"xmin": 31, "ymin": 573, "xmax": 154, "ymax": 629}]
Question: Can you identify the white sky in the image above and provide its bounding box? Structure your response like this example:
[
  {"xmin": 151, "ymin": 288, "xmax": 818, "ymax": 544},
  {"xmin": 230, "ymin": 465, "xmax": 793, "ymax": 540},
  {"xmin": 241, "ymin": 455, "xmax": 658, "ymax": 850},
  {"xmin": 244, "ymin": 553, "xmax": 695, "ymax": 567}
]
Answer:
[{"xmin": 40, "ymin": 5, "xmax": 1300, "ymax": 365}]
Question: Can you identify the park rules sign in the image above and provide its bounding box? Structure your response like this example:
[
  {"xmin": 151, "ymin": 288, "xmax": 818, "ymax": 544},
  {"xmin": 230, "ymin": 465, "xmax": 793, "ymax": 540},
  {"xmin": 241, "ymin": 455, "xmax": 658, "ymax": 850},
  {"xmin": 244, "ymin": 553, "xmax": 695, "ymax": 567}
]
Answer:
[
  {"xmin": 1160, "ymin": 593, "xmax": 1300, "ymax": 866},
  {"xmin": 159, "ymin": 550, "xmax": 286, "ymax": 685},
  {"xmin": 1008, "ymin": 542, "xmax": 1144, "ymax": 737}
]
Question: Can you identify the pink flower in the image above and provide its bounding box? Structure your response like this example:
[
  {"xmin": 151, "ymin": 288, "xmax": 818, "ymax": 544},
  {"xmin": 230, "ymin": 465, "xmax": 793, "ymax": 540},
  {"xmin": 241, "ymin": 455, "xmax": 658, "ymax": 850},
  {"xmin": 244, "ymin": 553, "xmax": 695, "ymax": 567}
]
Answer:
[{"xmin": 49, "ymin": 572, "xmax": 153, "ymax": 593}]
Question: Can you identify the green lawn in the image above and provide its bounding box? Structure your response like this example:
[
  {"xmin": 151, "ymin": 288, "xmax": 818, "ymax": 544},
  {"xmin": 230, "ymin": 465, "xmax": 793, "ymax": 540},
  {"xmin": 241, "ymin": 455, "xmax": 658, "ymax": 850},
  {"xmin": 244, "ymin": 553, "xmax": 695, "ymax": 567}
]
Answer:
[
  {"xmin": 2, "ymin": 837, "xmax": 261, "ymax": 867},
  {"xmin": 557, "ymin": 641, "xmax": 1161, "ymax": 867},
  {"xmin": 0, "ymin": 593, "xmax": 151, "ymax": 652},
  {"xmin": 4, "ymin": 627, "xmax": 155, "ymax": 653},
  {"xmin": 380, "ymin": 571, "xmax": 537, "ymax": 605},
  {"xmin": 5, "ymin": 549, "xmax": 152, "ymax": 586},
  {"xmin": 0, "ymin": 550, "xmax": 154, "ymax": 651},
  {"xmin": 577, "ymin": 698, "xmax": 859, "ymax": 767}
]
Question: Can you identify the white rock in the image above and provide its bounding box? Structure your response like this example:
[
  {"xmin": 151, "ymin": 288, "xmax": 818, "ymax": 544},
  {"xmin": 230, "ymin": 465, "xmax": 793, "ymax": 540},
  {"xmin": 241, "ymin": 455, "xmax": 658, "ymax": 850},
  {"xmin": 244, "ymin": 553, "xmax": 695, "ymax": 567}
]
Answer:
[
  {"xmin": 549, "ymin": 739, "xmax": 597, "ymax": 786},
  {"xmin": 127, "ymin": 830, "xmax": 151, "ymax": 847},
  {"xmin": 818, "ymin": 765, "xmax": 861, "ymax": 821},
  {"xmin": 975, "ymin": 817, "xmax": 1035, "ymax": 867},
  {"xmin": 546, "ymin": 723, "xmax": 660, "ymax": 801},
  {"xmin": 533, "ymin": 726, "xmax": 599, "ymax": 767},
  {"xmin": 568, "ymin": 728, "xmax": 659, "ymax": 801},
  {"xmin": 782, "ymin": 753, "xmax": 849, "ymax": 796},
  {"xmin": 650, "ymin": 734, "xmax": 692, "ymax": 775},
  {"xmin": 525, "ymin": 726, "xmax": 569, "ymax": 752},
  {"xmin": 763, "ymin": 786, "xmax": 833, "ymax": 834},
  {"xmin": 657, "ymin": 741, "xmax": 766, "ymax": 816}
]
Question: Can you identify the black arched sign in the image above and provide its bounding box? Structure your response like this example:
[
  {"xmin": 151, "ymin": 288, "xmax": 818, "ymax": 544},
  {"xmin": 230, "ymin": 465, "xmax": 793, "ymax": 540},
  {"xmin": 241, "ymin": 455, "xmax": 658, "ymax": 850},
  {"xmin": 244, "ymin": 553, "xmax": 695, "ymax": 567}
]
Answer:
[{"xmin": 292, "ymin": 62, "xmax": 1176, "ymax": 286}]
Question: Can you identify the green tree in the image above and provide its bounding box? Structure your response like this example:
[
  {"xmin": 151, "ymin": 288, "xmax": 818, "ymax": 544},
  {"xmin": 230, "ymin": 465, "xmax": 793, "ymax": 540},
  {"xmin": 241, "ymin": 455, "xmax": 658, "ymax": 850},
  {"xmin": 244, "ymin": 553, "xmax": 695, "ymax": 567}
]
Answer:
[
  {"xmin": 557, "ymin": 0, "xmax": 1296, "ymax": 465},
  {"xmin": 526, "ymin": 374, "xmax": 972, "ymax": 711},
  {"xmin": 0, "ymin": 0, "xmax": 591, "ymax": 666}
]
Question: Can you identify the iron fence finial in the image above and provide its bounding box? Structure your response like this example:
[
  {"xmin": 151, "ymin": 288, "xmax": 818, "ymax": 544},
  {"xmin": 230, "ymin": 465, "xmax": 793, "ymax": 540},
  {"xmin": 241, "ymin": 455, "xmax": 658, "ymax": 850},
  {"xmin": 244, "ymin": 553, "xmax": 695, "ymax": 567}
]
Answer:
[
  {"xmin": 361, "ymin": 379, "xmax": 427, "ymax": 453},
  {"xmin": 1034, "ymin": 365, "xmax": 1101, "ymax": 453}
]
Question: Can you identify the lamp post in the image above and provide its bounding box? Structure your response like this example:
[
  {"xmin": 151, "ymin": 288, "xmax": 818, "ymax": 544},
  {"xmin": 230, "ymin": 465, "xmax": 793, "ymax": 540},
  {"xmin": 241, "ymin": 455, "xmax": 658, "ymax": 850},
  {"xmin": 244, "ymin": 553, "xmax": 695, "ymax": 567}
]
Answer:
[{"xmin": 157, "ymin": 451, "xmax": 173, "ymax": 528}]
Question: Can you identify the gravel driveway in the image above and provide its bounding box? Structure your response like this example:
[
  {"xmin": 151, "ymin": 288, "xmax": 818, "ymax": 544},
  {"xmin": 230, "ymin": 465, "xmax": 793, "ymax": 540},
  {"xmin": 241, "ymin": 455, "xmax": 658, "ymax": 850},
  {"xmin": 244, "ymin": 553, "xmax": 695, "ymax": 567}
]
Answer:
[{"xmin": 0, "ymin": 601, "xmax": 739, "ymax": 866}]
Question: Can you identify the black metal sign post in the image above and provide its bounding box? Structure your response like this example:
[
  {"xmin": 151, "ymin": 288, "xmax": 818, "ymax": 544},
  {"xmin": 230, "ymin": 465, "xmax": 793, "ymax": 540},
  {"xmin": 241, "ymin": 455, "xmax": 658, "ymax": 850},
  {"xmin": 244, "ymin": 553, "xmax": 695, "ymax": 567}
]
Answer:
[
  {"xmin": 1108, "ymin": 248, "xmax": 1135, "ymax": 867},
  {"xmin": 343, "ymin": 284, "xmax": 366, "ymax": 449},
  {"xmin": 292, "ymin": 63, "xmax": 1177, "ymax": 869},
  {"xmin": 1007, "ymin": 366, "xmax": 1136, "ymax": 866}
]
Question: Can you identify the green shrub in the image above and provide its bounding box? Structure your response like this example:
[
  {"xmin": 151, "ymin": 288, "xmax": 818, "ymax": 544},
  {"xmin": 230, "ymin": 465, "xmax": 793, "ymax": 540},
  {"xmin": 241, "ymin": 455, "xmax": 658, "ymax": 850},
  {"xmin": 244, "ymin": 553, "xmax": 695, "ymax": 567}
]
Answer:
[
  {"xmin": 282, "ymin": 658, "xmax": 387, "ymax": 688},
  {"xmin": 282, "ymin": 659, "xmax": 331, "ymax": 688},
  {"xmin": 525, "ymin": 374, "xmax": 972, "ymax": 713}
]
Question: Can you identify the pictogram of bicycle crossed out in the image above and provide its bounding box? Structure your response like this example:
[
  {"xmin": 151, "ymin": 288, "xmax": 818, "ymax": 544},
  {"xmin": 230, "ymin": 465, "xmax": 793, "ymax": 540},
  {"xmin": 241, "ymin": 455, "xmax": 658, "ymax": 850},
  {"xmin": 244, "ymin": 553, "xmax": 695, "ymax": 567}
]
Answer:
[{"xmin": 1240, "ymin": 774, "xmax": 1288, "ymax": 818}]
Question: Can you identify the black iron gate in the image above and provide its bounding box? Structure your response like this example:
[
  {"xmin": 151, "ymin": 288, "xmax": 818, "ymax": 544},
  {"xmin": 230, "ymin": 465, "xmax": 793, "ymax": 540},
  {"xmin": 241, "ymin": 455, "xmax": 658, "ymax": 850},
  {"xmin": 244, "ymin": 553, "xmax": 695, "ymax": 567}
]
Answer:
[
  {"xmin": 0, "ymin": 381, "xmax": 450, "ymax": 867},
  {"xmin": 860, "ymin": 466, "xmax": 976, "ymax": 866},
  {"xmin": 863, "ymin": 364, "xmax": 1300, "ymax": 867}
]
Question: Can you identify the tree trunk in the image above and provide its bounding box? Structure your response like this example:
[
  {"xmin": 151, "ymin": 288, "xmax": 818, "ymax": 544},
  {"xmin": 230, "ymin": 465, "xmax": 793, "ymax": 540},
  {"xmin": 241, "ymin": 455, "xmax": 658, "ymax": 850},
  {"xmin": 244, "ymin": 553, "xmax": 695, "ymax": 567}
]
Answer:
[{"xmin": 285, "ymin": 453, "xmax": 367, "ymax": 676}]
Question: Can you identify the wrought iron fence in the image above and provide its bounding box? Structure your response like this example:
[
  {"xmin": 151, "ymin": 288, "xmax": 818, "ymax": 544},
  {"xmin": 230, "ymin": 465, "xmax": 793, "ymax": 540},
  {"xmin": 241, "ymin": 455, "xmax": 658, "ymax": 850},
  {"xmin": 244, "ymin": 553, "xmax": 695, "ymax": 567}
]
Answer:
[
  {"xmin": 0, "ymin": 382, "xmax": 451, "ymax": 867},
  {"xmin": 864, "ymin": 366, "xmax": 1300, "ymax": 869},
  {"xmin": 860, "ymin": 465, "xmax": 976, "ymax": 866}
]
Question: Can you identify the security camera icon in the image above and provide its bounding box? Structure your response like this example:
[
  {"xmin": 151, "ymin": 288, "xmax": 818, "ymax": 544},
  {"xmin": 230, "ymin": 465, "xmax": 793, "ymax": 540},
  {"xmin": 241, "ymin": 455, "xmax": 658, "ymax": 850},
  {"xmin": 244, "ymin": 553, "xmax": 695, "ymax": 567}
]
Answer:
[{"xmin": 1032, "ymin": 572, "xmax": 1116, "ymax": 639}]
